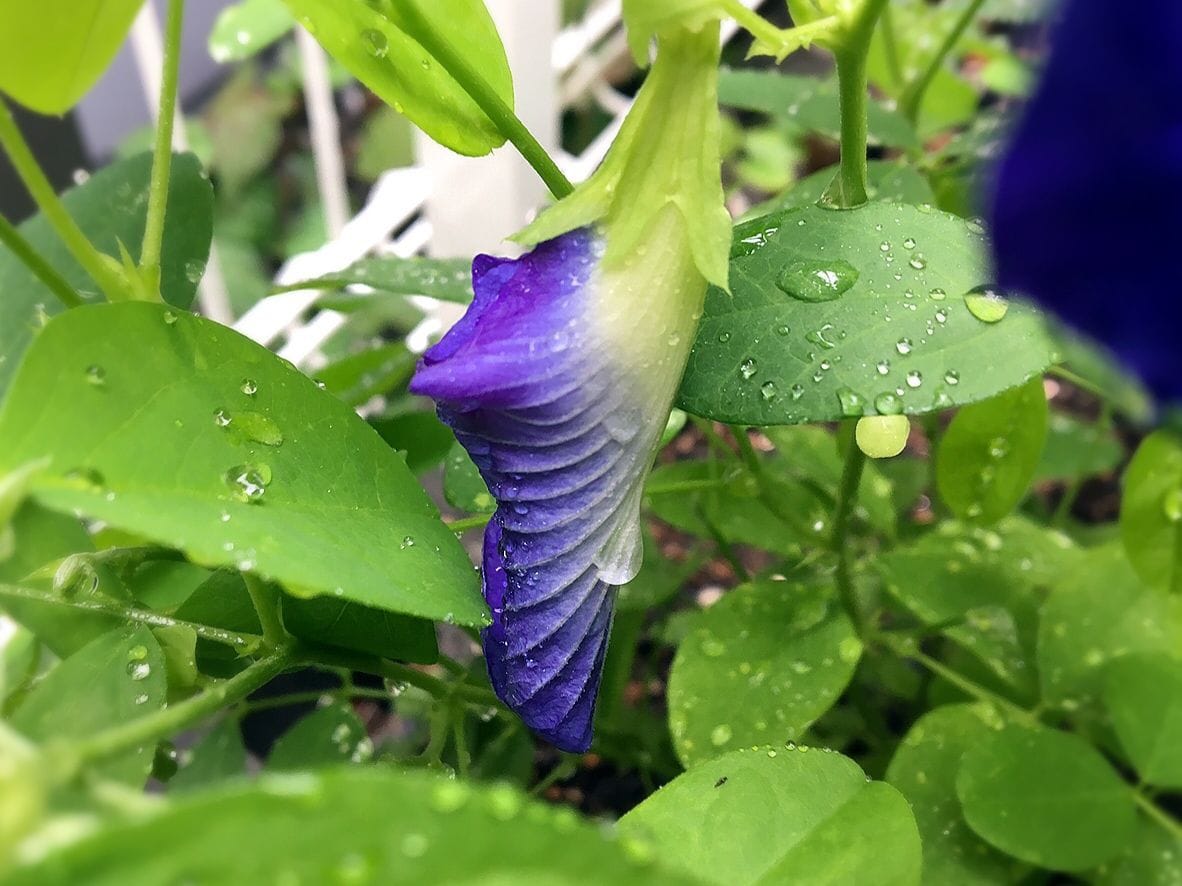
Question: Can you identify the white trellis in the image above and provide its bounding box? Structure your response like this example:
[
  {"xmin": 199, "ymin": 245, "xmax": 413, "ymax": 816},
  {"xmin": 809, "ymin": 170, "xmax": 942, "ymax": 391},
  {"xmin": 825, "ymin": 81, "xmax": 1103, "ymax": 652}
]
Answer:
[{"xmin": 129, "ymin": 0, "xmax": 763, "ymax": 366}]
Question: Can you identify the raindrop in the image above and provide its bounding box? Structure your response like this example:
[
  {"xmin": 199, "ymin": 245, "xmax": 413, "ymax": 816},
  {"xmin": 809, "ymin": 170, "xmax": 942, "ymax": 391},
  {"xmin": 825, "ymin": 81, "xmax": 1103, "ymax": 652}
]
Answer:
[
  {"xmin": 944, "ymin": 370, "xmax": 960, "ymax": 386},
  {"xmin": 400, "ymin": 535, "xmax": 416, "ymax": 550},
  {"xmin": 774, "ymin": 324, "xmax": 791, "ymax": 336},
  {"xmin": 760, "ymin": 381, "xmax": 778, "ymax": 402},
  {"xmin": 905, "ymin": 371, "xmax": 923, "ymax": 389},
  {"xmin": 184, "ymin": 259, "xmax": 206, "ymax": 284},
  {"xmin": 874, "ymin": 392, "xmax": 903, "ymax": 415},
  {"xmin": 127, "ymin": 661, "xmax": 151, "ymax": 681},
  {"xmin": 134, "ymin": 693, "xmax": 150, "ymax": 705},
  {"xmin": 163, "ymin": 310, "xmax": 178, "ymax": 325},
  {"xmin": 790, "ymin": 384, "xmax": 805, "ymax": 400},
  {"xmin": 223, "ymin": 463, "xmax": 272, "ymax": 503},
  {"xmin": 739, "ymin": 358, "xmax": 758, "ymax": 380},
  {"xmin": 804, "ymin": 324, "xmax": 838, "ymax": 350},
  {"xmin": 965, "ymin": 217, "xmax": 986, "ymax": 235},
  {"xmin": 718, "ymin": 331, "xmax": 731, "ymax": 343},
  {"xmin": 879, "ymin": 241, "xmax": 891, "ymax": 252},
  {"xmin": 902, "ymin": 237, "xmax": 916, "ymax": 250},
  {"xmin": 213, "ymin": 408, "xmax": 232, "ymax": 428},
  {"xmin": 241, "ymin": 379, "xmax": 258, "ymax": 396},
  {"xmin": 908, "ymin": 254, "xmax": 927, "ymax": 271},
  {"xmin": 876, "ymin": 360, "xmax": 890, "ymax": 376},
  {"xmin": 895, "ymin": 338, "xmax": 913, "ymax": 356},
  {"xmin": 775, "ymin": 259, "xmax": 859, "ymax": 303},
  {"xmin": 964, "ymin": 285, "xmax": 1009, "ymax": 323},
  {"xmin": 85, "ymin": 365, "xmax": 106, "ymax": 387},
  {"xmin": 361, "ymin": 28, "xmax": 389, "ymax": 58},
  {"xmin": 929, "ymin": 288, "xmax": 946, "ymax": 301},
  {"xmin": 934, "ymin": 309, "xmax": 948, "ymax": 324},
  {"xmin": 836, "ymin": 387, "xmax": 865, "ymax": 417}
]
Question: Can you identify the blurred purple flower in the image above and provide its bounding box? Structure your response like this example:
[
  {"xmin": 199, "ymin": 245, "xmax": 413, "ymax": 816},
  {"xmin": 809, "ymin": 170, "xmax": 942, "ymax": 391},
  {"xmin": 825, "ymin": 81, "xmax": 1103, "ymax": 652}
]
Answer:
[{"xmin": 990, "ymin": 0, "xmax": 1182, "ymax": 403}]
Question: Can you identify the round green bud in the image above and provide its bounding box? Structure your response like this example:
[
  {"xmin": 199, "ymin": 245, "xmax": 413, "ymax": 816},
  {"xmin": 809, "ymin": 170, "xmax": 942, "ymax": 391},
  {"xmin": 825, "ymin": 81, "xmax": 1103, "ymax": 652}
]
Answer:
[{"xmin": 855, "ymin": 415, "xmax": 910, "ymax": 459}]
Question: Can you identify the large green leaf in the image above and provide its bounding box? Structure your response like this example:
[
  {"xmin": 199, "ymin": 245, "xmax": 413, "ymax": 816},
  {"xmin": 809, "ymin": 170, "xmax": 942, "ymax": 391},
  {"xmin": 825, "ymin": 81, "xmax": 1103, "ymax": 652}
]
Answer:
[
  {"xmin": 0, "ymin": 0, "xmax": 142, "ymax": 113},
  {"xmin": 8, "ymin": 768, "xmax": 690, "ymax": 885},
  {"xmin": 0, "ymin": 303, "xmax": 486, "ymax": 627},
  {"xmin": 675, "ymin": 203, "xmax": 1055, "ymax": 424},
  {"xmin": 936, "ymin": 378, "xmax": 1049, "ymax": 524},
  {"xmin": 619, "ymin": 745, "xmax": 921, "ymax": 886},
  {"xmin": 0, "ymin": 152, "xmax": 213, "ymax": 397},
  {"xmin": 209, "ymin": 0, "xmax": 296, "ymax": 63},
  {"xmin": 1120, "ymin": 430, "xmax": 1182, "ymax": 594},
  {"xmin": 1102, "ymin": 653, "xmax": 1182, "ymax": 789},
  {"xmin": 718, "ymin": 70, "xmax": 920, "ymax": 150},
  {"xmin": 1033, "ymin": 412, "xmax": 1123, "ymax": 483},
  {"xmin": 9, "ymin": 626, "xmax": 167, "ymax": 785},
  {"xmin": 283, "ymin": 0, "xmax": 513, "ymax": 156},
  {"xmin": 955, "ymin": 725, "xmax": 1136, "ymax": 872},
  {"xmin": 1093, "ymin": 812, "xmax": 1182, "ymax": 886},
  {"xmin": 667, "ymin": 581, "xmax": 860, "ymax": 767},
  {"xmin": 1038, "ymin": 544, "xmax": 1182, "ymax": 710},
  {"xmin": 275, "ymin": 255, "xmax": 473, "ymax": 303},
  {"xmin": 886, "ymin": 704, "xmax": 1018, "ymax": 885},
  {"xmin": 267, "ymin": 703, "xmax": 372, "ymax": 770}
]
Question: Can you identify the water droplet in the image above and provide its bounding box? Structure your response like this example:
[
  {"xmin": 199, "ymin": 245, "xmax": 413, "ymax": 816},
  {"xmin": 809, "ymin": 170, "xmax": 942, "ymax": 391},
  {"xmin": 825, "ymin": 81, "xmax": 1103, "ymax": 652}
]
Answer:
[
  {"xmin": 790, "ymin": 384, "xmax": 805, "ymax": 400},
  {"xmin": 908, "ymin": 254, "xmax": 927, "ymax": 270},
  {"xmin": 163, "ymin": 310, "xmax": 178, "ymax": 325},
  {"xmin": 400, "ymin": 535, "xmax": 416, "ymax": 550},
  {"xmin": 760, "ymin": 381, "xmax": 777, "ymax": 402},
  {"xmin": 431, "ymin": 781, "xmax": 471, "ymax": 813},
  {"xmin": 184, "ymin": 259, "xmax": 206, "ymax": 284},
  {"xmin": 774, "ymin": 324, "xmax": 791, "ymax": 336},
  {"xmin": 224, "ymin": 463, "xmax": 272, "ymax": 503},
  {"xmin": 237, "ymin": 412, "xmax": 284, "ymax": 447},
  {"xmin": 127, "ymin": 661, "xmax": 151, "ymax": 681},
  {"xmin": 895, "ymin": 338, "xmax": 913, "ymax": 356},
  {"xmin": 739, "ymin": 358, "xmax": 758, "ymax": 380},
  {"xmin": 836, "ymin": 387, "xmax": 865, "ymax": 417},
  {"xmin": 902, "ymin": 237, "xmax": 916, "ymax": 250},
  {"xmin": 929, "ymin": 288, "xmax": 946, "ymax": 301},
  {"xmin": 710, "ymin": 724, "xmax": 733, "ymax": 746},
  {"xmin": 879, "ymin": 241, "xmax": 891, "ymax": 252},
  {"xmin": 874, "ymin": 392, "xmax": 903, "ymax": 415},
  {"xmin": 361, "ymin": 28, "xmax": 389, "ymax": 58},
  {"xmin": 85, "ymin": 365, "xmax": 106, "ymax": 387},
  {"xmin": 241, "ymin": 379, "xmax": 258, "ymax": 396},
  {"xmin": 213, "ymin": 408, "xmax": 232, "ymax": 428},
  {"xmin": 1164, "ymin": 488, "xmax": 1182, "ymax": 523},
  {"xmin": 134, "ymin": 692, "xmax": 149, "ymax": 705},
  {"xmin": 905, "ymin": 371, "xmax": 923, "ymax": 389},
  {"xmin": 718, "ymin": 331, "xmax": 731, "ymax": 343},
  {"xmin": 876, "ymin": 360, "xmax": 891, "ymax": 376},
  {"xmin": 775, "ymin": 259, "xmax": 859, "ymax": 303},
  {"xmin": 944, "ymin": 370, "xmax": 960, "ymax": 386},
  {"xmin": 965, "ymin": 217, "xmax": 986, "ymax": 235},
  {"xmin": 934, "ymin": 309, "xmax": 948, "ymax": 324},
  {"xmin": 964, "ymin": 285, "xmax": 1009, "ymax": 323}
]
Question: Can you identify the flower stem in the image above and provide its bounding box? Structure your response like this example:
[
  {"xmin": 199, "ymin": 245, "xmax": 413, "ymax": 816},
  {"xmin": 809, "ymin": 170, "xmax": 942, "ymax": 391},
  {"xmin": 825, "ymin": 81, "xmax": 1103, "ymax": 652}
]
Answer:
[
  {"xmin": 447, "ymin": 513, "xmax": 493, "ymax": 534},
  {"xmin": 396, "ymin": 4, "xmax": 573, "ymax": 201},
  {"xmin": 832, "ymin": 439, "xmax": 868, "ymax": 634},
  {"xmin": 901, "ymin": 0, "xmax": 986, "ymax": 123},
  {"xmin": 0, "ymin": 583, "xmax": 262, "ymax": 653},
  {"xmin": 70, "ymin": 643, "xmax": 296, "ymax": 767},
  {"xmin": 830, "ymin": 0, "xmax": 890, "ymax": 208},
  {"xmin": 242, "ymin": 573, "xmax": 287, "ymax": 648},
  {"xmin": 0, "ymin": 100, "xmax": 127, "ymax": 301},
  {"xmin": 138, "ymin": 0, "xmax": 185, "ymax": 297},
  {"xmin": 0, "ymin": 213, "xmax": 82, "ymax": 308}
]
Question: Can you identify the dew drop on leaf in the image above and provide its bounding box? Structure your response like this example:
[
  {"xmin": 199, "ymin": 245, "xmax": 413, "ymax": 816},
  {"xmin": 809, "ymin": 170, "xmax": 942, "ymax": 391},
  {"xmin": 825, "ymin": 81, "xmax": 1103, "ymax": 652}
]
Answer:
[
  {"xmin": 361, "ymin": 28, "xmax": 388, "ymax": 58},
  {"xmin": 224, "ymin": 463, "xmax": 272, "ymax": 503},
  {"xmin": 739, "ymin": 358, "xmax": 758, "ymax": 380},
  {"xmin": 760, "ymin": 381, "xmax": 777, "ymax": 402},
  {"xmin": 836, "ymin": 387, "xmax": 865, "ymax": 417},
  {"xmin": 213, "ymin": 408, "xmax": 232, "ymax": 428},
  {"xmin": 874, "ymin": 392, "xmax": 903, "ymax": 415},
  {"xmin": 895, "ymin": 338, "xmax": 913, "ymax": 355},
  {"xmin": 774, "ymin": 259, "xmax": 859, "ymax": 303},
  {"xmin": 241, "ymin": 378, "xmax": 258, "ymax": 396},
  {"xmin": 964, "ymin": 285, "xmax": 1009, "ymax": 323},
  {"xmin": 84, "ymin": 364, "xmax": 106, "ymax": 387}
]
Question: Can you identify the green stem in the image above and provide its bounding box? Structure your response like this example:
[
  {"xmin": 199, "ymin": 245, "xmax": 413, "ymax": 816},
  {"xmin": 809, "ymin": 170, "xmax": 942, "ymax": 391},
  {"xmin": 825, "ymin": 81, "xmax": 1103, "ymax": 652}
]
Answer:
[
  {"xmin": 0, "ymin": 214, "xmax": 82, "ymax": 308},
  {"xmin": 243, "ymin": 574, "xmax": 287, "ymax": 648},
  {"xmin": 242, "ymin": 685, "xmax": 396, "ymax": 714},
  {"xmin": 901, "ymin": 0, "xmax": 986, "ymax": 122},
  {"xmin": 447, "ymin": 513, "xmax": 493, "ymax": 534},
  {"xmin": 832, "ymin": 440, "xmax": 869, "ymax": 635},
  {"xmin": 0, "ymin": 583, "xmax": 262, "ymax": 653},
  {"xmin": 71, "ymin": 643, "xmax": 295, "ymax": 767},
  {"xmin": 396, "ymin": 5, "xmax": 573, "ymax": 201},
  {"xmin": 880, "ymin": 6, "xmax": 904, "ymax": 89},
  {"xmin": 139, "ymin": 0, "xmax": 185, "ymax": 296},
  {"xmin": 0, "ymin": 99, "xmax": 127, "ymax": 301},
  {"xmin": 1135, "ymin": 791, "xmax": 1182, "ymax": 841}
]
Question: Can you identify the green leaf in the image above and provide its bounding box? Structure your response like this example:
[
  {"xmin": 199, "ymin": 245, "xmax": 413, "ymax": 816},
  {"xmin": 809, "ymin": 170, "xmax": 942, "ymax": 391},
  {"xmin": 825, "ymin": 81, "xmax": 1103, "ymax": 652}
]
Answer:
[
  {"xmin": 315, "ymin": 342, "xmax": 417, "ymax": 409},
  {"xmin": 886, "ymin": 704, "xmax": 1018, "ymax": 885},
  {"xmin": 879, "ymin": 518, "xmax": 1077, "ymax": 699},
  {"xmin": 1052, "ymin": 327, "xmax": 1154, "ymax": 424},
  {"xmin": 955, "ymin": 725, "xmax": 1136, "ymax": 872},
  {"xmin": 1033, "ymin": 412, "xmax": 1123, "ymax": 483},
  {"xmin": 268, "ymin": 703, "xmax": 372, "ymax": 770},
  {"xmin": 1092, "ymin": 811, "xmax": 1182, "ymax": 886},
  {"xmin": 718, "ymin": 70, "xmax": 920, "ymax": 150},
  {"xmin": 1102, "ymin": 653, "xmax": 1182, "ymax": 788},
  {"xmin": 0, "ymin": 303, "xmax": 486, "ymax": 627},
  {"xmin": 675, "ymin": 204, "xmax": 1055, "ymax": 425},
  {"xmin": 210, "ymin": 0, "xmax": 296, "ymax": 63},
  {"xmin": 0, "ymin": 152, "xmax": 213, "ymax": 397},
  {"xmin": 0, "ymin": 0, "xmax": 142, "ymax": 113},
  {"xmin": 282, "ymin": 596, "xmax": 438, "ymax": 664},
  {"xmin": 371, "ymin": 412, "xmax": 455, "ymax": 475},
  {"xmin": 1120, "ymin": 431, "xmax": 1182, "ymax": 594},
  {"xmin": 748, "ymin": 160, "xmax": 936, "ymax": 218},
  {"xmin": 442, "ymin": 441, "xmax": 495, "ymax": 514},
  {"xmin": 7, "ymin": 768, "xmax": 691, "ymax": 885},
  {"xmin": 10, "ymin": 626, "xmax": 166, "ymax": 784},
  {"xmin": 667, "ymin": 581, "xmax": 860, "ymax": 767},
  {"xmin": 1038, "ymin": 544, "xmax": 1182, "ymax": 710},
  {"xmin": 355, "ymin": 106, "xmax": 416, "ymax": 182},
  {"xmin": 936, "ymin": 378, "xmax": 1049, "ymax": 523},
  {"xmin": 275, "ymin": 255, "xmax": 473, "ymax": 303},
  {"xmin": 170, "ymin": 718, "xmax": 248, "ymax": 793},
  {"xmin": 282, "ymin": 0, "xmax": 513, "ymax": 156},
  {"xmin": 619, "ymin": 745, "xmax": 921, "ymax": 886}
]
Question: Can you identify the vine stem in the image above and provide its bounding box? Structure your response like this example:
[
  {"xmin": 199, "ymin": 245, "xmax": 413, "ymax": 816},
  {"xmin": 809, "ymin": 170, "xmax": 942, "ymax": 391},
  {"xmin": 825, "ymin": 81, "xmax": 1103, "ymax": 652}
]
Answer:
[
  {"xmin": 138, "ymin": 0, "xmax": 185, "ymax": 296},
  {"xmin": 70, "ymin": 643, "xmax": 296, "ymax": 768},
  {"xmin": 901, "ymin": 0, "xmax": 987, "ymax": 122},
  {"xmin": 242, "ymin": 573, "xmax": 287, "ymax": 648},
  {"xmin": 0, "ymin": 214, "xmax": 82, "ymax": 308},
  {"xmin": 0, "ymin": 100, "xmax": 127, "ymax": 301},
  {"xmin": 0, "ymin": 583, "xmax": 262, "ymax": 653},
  {"xmin": 396, "ymin": 4, "xmax": 573, "ymax": 201},
  {"xmin": 832, "ymin": 441, "xmax": 869, "ymax": 635},
  {"xmin": 831, "ymin": 0, "xmax": 890, "ymax": 208}
]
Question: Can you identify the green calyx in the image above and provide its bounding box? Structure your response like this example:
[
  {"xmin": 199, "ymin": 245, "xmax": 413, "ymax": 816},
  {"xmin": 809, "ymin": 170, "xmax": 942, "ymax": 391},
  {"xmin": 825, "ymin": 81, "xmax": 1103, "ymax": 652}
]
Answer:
[{"xmin": 514, "ymin": 24, "xmax": 731, "ymax": 291}]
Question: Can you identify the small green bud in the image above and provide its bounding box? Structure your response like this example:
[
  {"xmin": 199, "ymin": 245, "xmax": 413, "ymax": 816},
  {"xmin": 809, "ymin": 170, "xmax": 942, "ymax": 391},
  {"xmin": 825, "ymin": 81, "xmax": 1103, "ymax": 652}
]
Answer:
[{"xmin": 856, "ymin": 415, "xmax": 910, "ymax": 459}]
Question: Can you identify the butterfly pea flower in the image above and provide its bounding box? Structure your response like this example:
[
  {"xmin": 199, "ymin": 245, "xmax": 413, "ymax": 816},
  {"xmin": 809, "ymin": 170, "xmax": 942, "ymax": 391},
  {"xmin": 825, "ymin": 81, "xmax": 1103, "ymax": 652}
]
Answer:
[
  {"xmin": 989, "ymin": 0, "xmax": 1182, "ymax": 403},
  {"xmin": 409, "ymin": 24, "xmax": 730, "ymax": 751}
]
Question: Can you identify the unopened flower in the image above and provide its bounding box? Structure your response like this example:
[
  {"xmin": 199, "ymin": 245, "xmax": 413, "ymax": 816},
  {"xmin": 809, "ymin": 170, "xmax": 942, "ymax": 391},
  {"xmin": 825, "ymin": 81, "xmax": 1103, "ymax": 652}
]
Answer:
[{"xmin": 410, "ymin": 24, "xmax": 730, "ymax": 751}]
